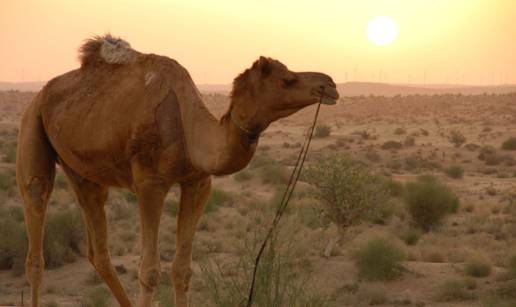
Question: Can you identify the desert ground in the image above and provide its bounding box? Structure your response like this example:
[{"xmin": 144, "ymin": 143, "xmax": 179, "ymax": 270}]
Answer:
[{"xmin": 0, "ymin": 89, "xmax": 515, "ymax": 307}]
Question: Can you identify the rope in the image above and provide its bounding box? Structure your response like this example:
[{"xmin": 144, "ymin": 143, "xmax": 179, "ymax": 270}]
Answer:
[{"xmin": 245, "ymin": 101, "xmax": 323, "ymax": 307}]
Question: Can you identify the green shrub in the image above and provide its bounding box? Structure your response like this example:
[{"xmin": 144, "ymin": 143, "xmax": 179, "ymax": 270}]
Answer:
[
  {"xmin": 508, "ymin": 254, "xmax": 516, "ymax": 277},
  {"xmin": 394, "ymin": 127, "xmax": 406, "ymax": 135},
  {"xmin": 0, "ymin": 218, "xmax": 27, "ymax": 271},
  {"xmin": 404, "ymin": 176, "xmax": 459, "ymax": 231},
  {"xmin": 0, "ymin": 169, "xmax": 16, "ymax": 193},
  {"xmin": 465, "ymin": 257, "xmax": 492, "ymax": 277},
  {"xmin": 44, "ymin": 209, "xmax": 84, "ymax": 268},
  {"xmin": 305, "ymin": 155, "xmax": 389, "ymax": 236},
  {"xmin": 200, "ymin": 215, "xmax": 327, "ymax": 307},
  {"xmin": 205, "ymin": 188, "xmax": 231, "ymax": 213},
  {"xmin": 164, "ymin": 199, "xmax": 179, "ymax": 217},
  {"xmin": 314, "ymin": 124, "xmax": 331, "ymax": 138},
  {"xmin": 234, "ymin": 170, "xmax": 253, "ymax": 182},
  {"xmin": 400, "ymin": 228, "xmax": 422, "ymax": 246},
  {"xmin": 1, "ymin": 142, "xmax": 16, "ymax": 163},
  {"xmin": 502, "ymin": 137, "xmax": 516, "ymax": 150},
  {"xmin": 444, "ymin": 165, "xmax": 464, "ymax": 179},
  {"xmin": 260, "ymin": 164, "xmax": 288, "ymax": 185},
  {"xmin": 437, "ymin": 279, "xmax": 476, "ymax": 301},
  {"xmin": 155, "ymin": 285, "xmax": 174, "ymax": 307},
  {"xmin": 381, "ymin": 141, "xmax": 402, "ymax": 150},
  {"xmin": 448, "ymin": 130, "xmax": 466, "ymax": 148},
  {"xmin": 354, "ymin": 237, "xmax": 404, "ymax": 281},
  {"xmin": 80, "ymin": 287, "xmax": 111, "ymax": 307},
  {"xmin": 384, "ymin": 178, "xmax": 404, "ymax": 198}
]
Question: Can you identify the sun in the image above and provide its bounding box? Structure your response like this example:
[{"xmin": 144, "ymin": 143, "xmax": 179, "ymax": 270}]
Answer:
[{"xmin": 367, "ymin": 16, "xmax": 399, "ymax": 46}]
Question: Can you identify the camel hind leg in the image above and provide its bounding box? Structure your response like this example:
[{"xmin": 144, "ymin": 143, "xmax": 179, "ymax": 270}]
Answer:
[{"xmin": 16, "ymin": 103, "xmax": 56, "ymax": 307}]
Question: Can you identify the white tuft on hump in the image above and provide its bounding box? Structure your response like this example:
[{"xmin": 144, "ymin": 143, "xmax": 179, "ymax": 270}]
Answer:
[{"xmin": 99, "ymin": 38, "xmax": 135, "ymax": 64}]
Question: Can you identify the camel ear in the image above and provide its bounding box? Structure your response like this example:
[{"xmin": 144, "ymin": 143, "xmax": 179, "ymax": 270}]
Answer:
[{"xmin": 252, "ymin": 56, "xmax": 272, "ymax": 77}]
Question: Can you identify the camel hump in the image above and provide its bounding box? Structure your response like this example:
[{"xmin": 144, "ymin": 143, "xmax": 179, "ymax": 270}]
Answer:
[{"xmin": 78, "ymin": 34, "xmax": 136, "ymax": 67}]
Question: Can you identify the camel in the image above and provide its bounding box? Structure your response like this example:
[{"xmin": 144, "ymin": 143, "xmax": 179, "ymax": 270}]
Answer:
[{"xmin": 16, "ymin": 34, "xmax": 338, "ymax": 307}]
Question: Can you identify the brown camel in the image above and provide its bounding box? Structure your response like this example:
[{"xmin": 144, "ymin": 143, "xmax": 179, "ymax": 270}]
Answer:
[{"xmin": 16, "ymin": 34, "xmax": 338, "ymax": 307}]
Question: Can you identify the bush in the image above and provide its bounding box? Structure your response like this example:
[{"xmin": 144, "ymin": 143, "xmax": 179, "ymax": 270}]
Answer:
[
  {"xmin": 465, "ymin": 256, "xmax": 492, "ymax": 277},
  {"xmin": 502, "ymin": 137, "xmax": 516, "ymax": 150},
  {"xmin": 384, "ymin": 178, "xmax": 404, "ymax": 198},
  {"xmin": 508, "ymin": 254, "xmax": 516, "ymax": 277},
  {"xmin": 354, "ymin": 237, "xmax": 404, "ymax": 281},
  {"xmin": 44, "ymin": 209, "xmax": 84, "ymax": 268},
  {"xmin": 437, "ymin": 279, "xmax": 476, "ymax": 301},
  {"xmin": 1, "ymin": 142, "xmax": 16, "ymax": 163},
  {"xmin": 0, "ymin": 218, "xmax": 27, "ymax": 271},
  {"xmin": 205, "ymin": 188, "xmax": 231, "ymax": 213},
  {"xmin": 381, "ymin": 141, "xmax": 402, "ymax": 150},
  {"xmin": 314, "ymin": 124, "xmax": 331, "ymax": 138},
  {"xmin": 80, "ymin": 287, "xmax": 111, "ymax": 307},
  {"xmin": 400, "ymin": 228, "xmax": 422, "ymax": 246},
  {"xmin": 164, "ymin": 199, "xmax": 179, "ymax": 217},
  {"xmin": 444, "ymin": 165, "xmax": 464, "ymax": 179},
  {"xmin": 448, "ymin": 130, "xmax": 466, "ymax": 148},
  {"xmin": 394, "ymin": 127, "xmax": 406, "ymax": 135},
  {"xmin": 404, "ymin": 175, "xmax": 459, "ymax": 231},
  {"xmin": 200, "ymin": 215, "xmax": 326, "ymax": 307},
  {"xmin": 0, "ymin": 169, "xmax": 16, "ymax": 193},
  {"xmin": 234, "ymin": 170, "xmax": 253, "ymax": 182},
  {"xmin": 260, "ymin": 164, "xmax": 288, "ymax": 185},
  {"xmin": 155, "ymin": 285, "xmax": 174, "ymax": 307},
  {"xmin": 305, "ymin": 155, "xmax": 389, "ymax": 236}
]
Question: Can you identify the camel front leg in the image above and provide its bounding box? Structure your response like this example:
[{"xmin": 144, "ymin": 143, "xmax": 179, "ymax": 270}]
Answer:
[
  {"xmin": 135, "ymin": 177, "xmax": 168, "ymax": 307},
  {"xmin": 173, "ymin": 177, "xmax": 211, "ymax": 307}
]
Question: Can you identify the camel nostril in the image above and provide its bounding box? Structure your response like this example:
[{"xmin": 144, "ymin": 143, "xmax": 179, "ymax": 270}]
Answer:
[{"xmin": 319, "ymin": 85, "xmax": 325, "ymax": 91}]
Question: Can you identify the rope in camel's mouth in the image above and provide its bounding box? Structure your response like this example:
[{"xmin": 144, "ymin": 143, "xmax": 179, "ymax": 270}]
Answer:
[{"xmin": 246, "ymin": 97, "xmax": 324, "ymax": 307}]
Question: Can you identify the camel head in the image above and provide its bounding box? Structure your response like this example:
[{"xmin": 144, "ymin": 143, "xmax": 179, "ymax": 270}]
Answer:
[{"xmin": 226, "ymin": 56, "xmax": 339, "ymax": 134}]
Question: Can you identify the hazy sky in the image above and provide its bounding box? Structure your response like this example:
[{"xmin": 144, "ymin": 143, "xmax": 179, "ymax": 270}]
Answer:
[{"xmin": 1, "ymin": 0, "xmax": 515, "ymax": 85}]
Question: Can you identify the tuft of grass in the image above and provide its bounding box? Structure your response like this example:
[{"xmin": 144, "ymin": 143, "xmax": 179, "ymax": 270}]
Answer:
[
  {"xmin": 400, "ymin": 228, "xmax": 422, "ymax": 246},
  {"xmin": 394, "ymin": 127, "xmax": 406, "ymax": 135},
  {"xmin": 443, "ymin": 164, "xmax": 464, "ymax": 179},
  {"xmin": 354, "ymin": 237, "xmax": 405, "ymax": 281},
  {"xmin": 234, "ymin": 170, "xmax": 253, "ymax": 182},
  {"xmin": 464, "ymin": 256, "xmax": 492, "ymax": 278},
  {"xmin": 0, "ymin": 218, "xmax": 27, "ymax": 272},
  {"xmin": 155, "ymin": 285, "xmax": 175, "ymax": 307},
  {"xmin": 205, "ymin": 188, "xmax": 232, "ymax": 213},
  {"xmin": 436, "ymin": 279, "xmax": 477, "ymax": 302},
  {"xmin": 80, "ymin": 287, "xmax": 111, "ymax": 307},
  {"xmin": 501, "ymin": 137, "xmax": 516, "ymax": 150},
  {"xmin": 1, "ymin": 141, "xmax": 16, "ymax": 163},
  {"xmin": 0, "ymin": 169, "xmax": 16, "ymax": 193},
  {"xmin": 164, "ymin": 199, "xmax": 179, "ymax": 217},
  {"xmin": 43, "ymin": 209, "xmax": 84, "ymax": 268},
  {"xmin": 404, "ymin": 175, "xmax": 459, "ymax": 231},
  {"xmin": 448, "ymin": 130, "xmax": 466, "ymax": 148},
  {"xmin": 314, "ymin": 124, "xmax": 331, "ymax": 138}
]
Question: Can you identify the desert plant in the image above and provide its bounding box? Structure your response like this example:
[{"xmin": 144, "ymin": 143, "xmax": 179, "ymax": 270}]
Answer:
[
  {"xmin": 404, "ymin": 175, "xmax": 459, "ymax": 231},
  {"xmin": 0, "ymin": 218, "xmax": 27, "ymax": 271},
  {"xmin": 1, "ymin": 142, "xmax": 16, "ymax": 163},
  {"xmin": 354, "ymin": 237, "xmax": 405, "ymax": 281},
  {"xmin": 394, "ymin": 127, "xmax": 406, "ymax": 135},
  {"xmin": 448, "ymin": 130, "xmax": 466, "ymax": 148},
  {"xmin": 234, "ymin": 170, "xmax": 253, "ymax": 182},
  {"xmin": 200, "ymin": 215, "xmax": 327, "ymax": 307},
  {"xmin": 399, "ymin": 228, "xmax": 422, "ymax": 246},
  {"xmin": 314, "ymin": 124, "xmax": 331, "ymax": 138},
  {"xmin": 205, "ymin": 188, "xmax": 232, "ymax": 213},
  {"xmin": 0, "ymin": 169, "xmax": 16, "ymax": 193},
  {"xmin": 464, "ymin": 256, "xmax": 492, "ymax": 277},
  {"xmin": 502, "ymin": 137, "xmax": 516, "ymax": 150},
  {"xmin": 304, "ymin": 155, "xmax": 389, "ymax": 239},
  {"xmin": 43, "ymin": 208, "xmax": 84, "ymax": 267},
  {"xmin": 80, "ymin": 287, "xmax": 111, "ymax": 307},
  {"xmin": 444, "ymin": 164, "xmax": 464, "ymax": 179},
  {"xmin": 381, "ymin": 141, "xmax": 402, "ymax": 150},
  {"xmin": 436, "ymin": 279, "xmax": 476, "ymax": 301},
  {"xmin": 260, "ymin": 164, "xmax": 288, "ymax": 185},
  {"xmin": 155, "ymin": 285, "xmax": 175, "ymax": 307}
]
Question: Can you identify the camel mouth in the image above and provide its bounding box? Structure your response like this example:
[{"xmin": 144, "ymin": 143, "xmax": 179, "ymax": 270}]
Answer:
[{"xmin": 320, "ymin": 95, "xmax": 337, "ymax": 105}]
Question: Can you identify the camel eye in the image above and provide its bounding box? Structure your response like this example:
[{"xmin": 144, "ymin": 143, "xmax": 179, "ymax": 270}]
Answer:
[{"xmin": 282, "ymin": 77, "xmax": 298, "ymax": 88}]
